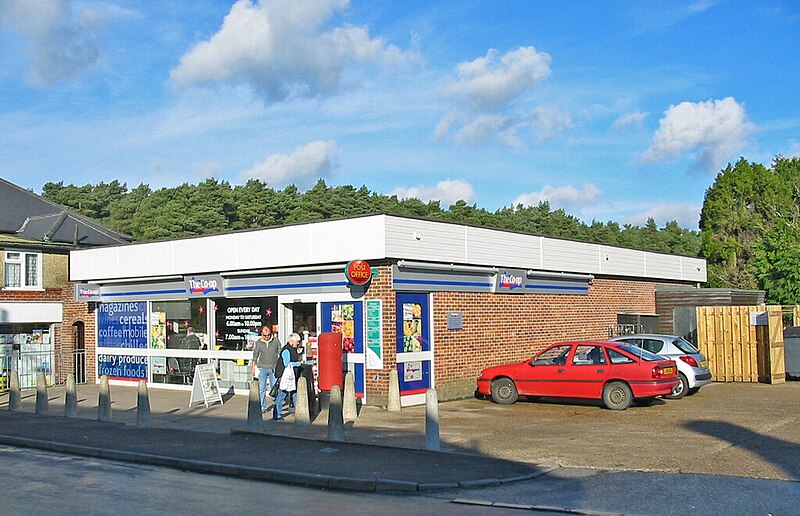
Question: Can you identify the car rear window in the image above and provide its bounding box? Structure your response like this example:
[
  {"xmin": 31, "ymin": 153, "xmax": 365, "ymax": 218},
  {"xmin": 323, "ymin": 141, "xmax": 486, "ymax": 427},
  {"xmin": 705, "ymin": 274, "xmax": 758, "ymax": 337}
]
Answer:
[
  {"xmin": 671, "ymin": 337, "xmax": 699, "ymax": 354},
  {"xmin": 615, "ymin": 344, "xmax": 664, "ymax": 362}
]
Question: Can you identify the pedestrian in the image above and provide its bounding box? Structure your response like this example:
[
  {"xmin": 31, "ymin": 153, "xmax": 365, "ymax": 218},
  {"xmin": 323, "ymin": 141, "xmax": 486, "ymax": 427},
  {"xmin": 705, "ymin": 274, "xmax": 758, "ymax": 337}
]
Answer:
[
  {"xmin": 273, "ymin": 333, "xmax": 306, "ymax": 420},
  {"xmin": 251, "ymin": 325, "xmax": 281, "ymax": 413},
  {"xmin": 180, "ymin": 327, "xmax": 202, "ymax": 349}
]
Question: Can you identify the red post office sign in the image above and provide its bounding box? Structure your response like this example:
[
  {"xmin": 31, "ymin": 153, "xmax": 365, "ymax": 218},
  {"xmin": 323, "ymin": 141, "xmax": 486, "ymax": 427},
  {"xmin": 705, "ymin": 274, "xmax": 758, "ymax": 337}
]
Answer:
[{"xmin": 345, "ymin": 260, "xmax": 372, "ymax": 285}]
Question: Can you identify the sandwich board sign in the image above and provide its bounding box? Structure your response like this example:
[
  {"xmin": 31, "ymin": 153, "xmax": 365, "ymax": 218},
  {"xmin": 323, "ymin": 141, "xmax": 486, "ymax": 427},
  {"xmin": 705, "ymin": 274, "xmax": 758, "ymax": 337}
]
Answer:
[{"xmin": 189, "ymin": 363, "xmax": 223, "ymax": 407}]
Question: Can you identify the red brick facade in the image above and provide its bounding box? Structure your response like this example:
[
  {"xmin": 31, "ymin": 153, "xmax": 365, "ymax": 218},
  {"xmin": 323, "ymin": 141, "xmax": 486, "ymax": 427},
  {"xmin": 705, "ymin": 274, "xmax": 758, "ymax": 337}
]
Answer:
[
  {"xmin": 363, "ymin": 265, "xmax": 692, "ymax": 403},
  {"xmin": 0, "ymin": 283, "xmax": 96, "ymax": 384},
  {"xmin": 68, "ymin": 263, "xmax": 692, "ymax": 403}
]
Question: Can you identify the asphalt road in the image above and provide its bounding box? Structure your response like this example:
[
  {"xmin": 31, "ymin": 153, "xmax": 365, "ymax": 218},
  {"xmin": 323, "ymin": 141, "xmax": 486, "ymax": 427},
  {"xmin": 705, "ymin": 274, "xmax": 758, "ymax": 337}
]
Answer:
[
  {"xmin": 5, "ymin": 443, "xmax": 798, "ymax": 516},
  {"xmin": 0, "ymin": 445, "xmax": 528, "ymax": 516}
]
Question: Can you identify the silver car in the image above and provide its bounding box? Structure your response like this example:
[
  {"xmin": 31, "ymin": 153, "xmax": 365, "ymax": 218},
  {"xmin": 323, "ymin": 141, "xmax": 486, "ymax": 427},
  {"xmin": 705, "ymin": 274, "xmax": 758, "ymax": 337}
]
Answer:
[{"xmin": 610, "ymin": 334, "xmax": 711, "ymax": 399}]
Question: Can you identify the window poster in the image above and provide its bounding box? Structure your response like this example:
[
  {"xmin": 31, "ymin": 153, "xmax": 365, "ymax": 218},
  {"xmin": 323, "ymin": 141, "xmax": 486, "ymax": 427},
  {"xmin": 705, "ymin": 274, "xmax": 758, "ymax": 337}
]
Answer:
[
  {"xmin": 97, "ymin": 354, "xmax": 148, "ymax": 381},
  {"xmin": 97, "ymin": 302, "xmax": 148, "ymax": 381},
  {"xmin": 401, "ymin": 302, "xmax": 423, "ymax": 352},
  {"xmin": 97, "ymin": 302, "xmax": 148, "ymax": 348},
  {"xmin": 150, "ymin": 311, "xmax": 166, "ymax": 349},
  {"xmin": 404, "ymin": 361, "xmax": 423, "ymax": 382},
  {"xmin": 331, "ymin": 304, "xmax": 355, "ymax": 353},
  {"xmin": 214, "ymin": 298, "xmax": 277, "ymax": 350}
]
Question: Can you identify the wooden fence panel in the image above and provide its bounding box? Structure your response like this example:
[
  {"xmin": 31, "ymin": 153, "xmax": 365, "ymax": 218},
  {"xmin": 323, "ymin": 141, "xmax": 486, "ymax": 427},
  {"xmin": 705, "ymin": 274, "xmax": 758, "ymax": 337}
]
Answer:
[{"xmin": 696, "ymin": 305, "xmax": 763, "ymax": 382}]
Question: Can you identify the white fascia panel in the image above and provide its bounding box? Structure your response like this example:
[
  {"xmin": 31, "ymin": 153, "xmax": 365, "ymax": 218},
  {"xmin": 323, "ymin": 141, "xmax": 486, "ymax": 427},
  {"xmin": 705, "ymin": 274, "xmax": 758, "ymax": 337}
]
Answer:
[
  {"xmin": 600, "ymin": 246, "xmax": 646, "ymax": 277},
  {"xmin": 543, "ymin": 239, "xmax": 600, "ymax": 273},
  {"xmin": 644, "ymin": 252, "xmax": 683, "ymax": 280},
  {"xmin": 0, "ymin": 302, "xmax": 63, "ymax": 323},
  {"xmin": 467, "ymin": 226, "xmax": 542, "ymax": 269},
  {"xmin": 172, "ymin": 233, "xmax": 238, "ymax": 274},
  {"xmin": 384, "ymin": 217, "xmax": 467, "ymax": 263},
  {"xmin": 70, "ymin": 247, "xmax": 120, "ymax": 281},
  {"xmin": 234, "ymin": 216, "xmax": 387, "ymax": 270},
  {"xmin": 117, "ymin": 241, "xmax": 176, "ymax": 278},
  {"xmin": 682, "ymin": 257, "xmax": 707, "ymax": 282}
]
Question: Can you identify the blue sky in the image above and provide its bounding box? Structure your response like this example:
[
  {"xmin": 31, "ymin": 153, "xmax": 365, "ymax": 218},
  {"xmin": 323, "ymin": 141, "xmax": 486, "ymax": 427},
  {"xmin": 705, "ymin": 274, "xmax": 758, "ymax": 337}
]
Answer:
[{"xmin": 1, "ymin": 0, "xmax": 798, "ymax": 229}]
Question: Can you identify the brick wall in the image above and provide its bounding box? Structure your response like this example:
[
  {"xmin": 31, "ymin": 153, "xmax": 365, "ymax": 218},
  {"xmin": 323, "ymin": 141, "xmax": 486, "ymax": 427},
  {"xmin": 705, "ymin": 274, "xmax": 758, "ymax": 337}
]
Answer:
[
  {"xmin": 61, "ymin": 282, "xmax": 97, "ymax": 382},
  {"xmin": 362, "ymin": 270, "xmax": 691, "ymax": 404}
]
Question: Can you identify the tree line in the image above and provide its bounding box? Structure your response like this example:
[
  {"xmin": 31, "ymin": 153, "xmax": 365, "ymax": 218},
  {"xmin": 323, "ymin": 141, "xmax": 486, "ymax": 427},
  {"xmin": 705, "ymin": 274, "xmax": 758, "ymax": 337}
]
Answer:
[
  {"xmin": 41, "ymin": 155, "xmax": 800, "ymax": 303},
  {"xmin": 41, "ymin": 178, "xmax": 701, "ymax": 257}
]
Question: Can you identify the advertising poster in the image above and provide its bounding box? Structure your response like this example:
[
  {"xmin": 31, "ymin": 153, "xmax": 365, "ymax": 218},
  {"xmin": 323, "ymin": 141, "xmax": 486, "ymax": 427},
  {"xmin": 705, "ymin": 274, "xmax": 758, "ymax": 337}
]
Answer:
[
  {"xmin": 97, "ymin": 302, "xmax": 148, "ymax": 381},
  {"xmin": 365, "ymin": 300, "xmax": 383, "ymax": 369},
  {"xmin": 404, "ymin": 361, "xmax": 423, "ymax": 382},
  {"xmin": 98, "ymin": 302, "xmax": 148, "ymax": 348},
  {"xmin": 97, "ymin": 354, "xmax": 148, "ymax": 381},
  {"xmin": 214, "ymin": 299, "xmax": 275, "ymax": 350},
  {"xmin": 401, "ymin": 302, "xmax": 423, "ymax": 352}
]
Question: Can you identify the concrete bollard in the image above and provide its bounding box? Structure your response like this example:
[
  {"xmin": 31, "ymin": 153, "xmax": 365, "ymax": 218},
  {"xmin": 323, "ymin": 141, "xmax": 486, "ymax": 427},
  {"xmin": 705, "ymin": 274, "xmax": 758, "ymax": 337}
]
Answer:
[
  {"xmin": 327, "ymin": 384, "xmax": 345, "ymax": 442},
  {"xmin": 8, "ymin": 370, "xmax": 21, "ymax": 411},
  {"xmin": 343, "ymin": 371, "xmax": 357, "ymax": 421},
  {"xmin": 35, "ymin": 371, "xmax": 48, "ymax": 415},
  {"xmin": 388, "ymin": 369, "xmax": 401, "ymax": 412},
  {"xmin": 136, "ymin": 380, "xmax": 151, "ymax": 427},
  {"xmin": 425, "ymin": 388, "xmax": 441, "ymax": 452},
  {"xmin": 246, "ymin": 379, "xmax": 262, "ymax": 432},
  {"xmin": 65, "ymin": 373, "xmax": 78, "ymax": 417},
  {"xmin": 295, "ymin": 376, "xmax": 311, "ymax": 426},
  {"xmin": 97, "ymin": 375, "xmax": 112, "ymax": 422}
]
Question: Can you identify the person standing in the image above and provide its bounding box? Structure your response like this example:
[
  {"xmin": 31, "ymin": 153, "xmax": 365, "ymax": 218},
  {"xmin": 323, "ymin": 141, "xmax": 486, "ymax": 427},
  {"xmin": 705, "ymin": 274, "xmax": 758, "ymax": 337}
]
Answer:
[
  {"xmin": 251, "ymin": 325, "xmax": 281, "ymax": 413},
  {"xmin": 273, "ymin": 333, "xmax": 305, "ymax": 421},
  {"xmin": 181, "ymin": 327, "xmax": 202, "ymax": 349}
]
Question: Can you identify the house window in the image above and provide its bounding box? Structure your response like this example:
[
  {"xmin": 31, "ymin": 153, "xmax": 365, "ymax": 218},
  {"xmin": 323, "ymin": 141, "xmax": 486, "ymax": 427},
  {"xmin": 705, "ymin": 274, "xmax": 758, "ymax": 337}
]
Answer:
[{"xmin": 4, "ymin": 251, "xmax": 42, "ymax": 289}]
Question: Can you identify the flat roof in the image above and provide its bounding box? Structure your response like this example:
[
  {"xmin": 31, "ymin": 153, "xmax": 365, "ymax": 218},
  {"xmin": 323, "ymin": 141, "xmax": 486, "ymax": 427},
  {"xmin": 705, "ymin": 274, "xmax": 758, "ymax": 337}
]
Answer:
[{"xmin": 70, "ymin": 214, "xmax": 707, "ymax": 284}]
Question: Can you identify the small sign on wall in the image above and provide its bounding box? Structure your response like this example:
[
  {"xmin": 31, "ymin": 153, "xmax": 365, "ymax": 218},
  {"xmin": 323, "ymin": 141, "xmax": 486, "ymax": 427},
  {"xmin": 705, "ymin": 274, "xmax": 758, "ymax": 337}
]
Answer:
[
  {"xmin": 447, "ymin": 311, "xmax": 463, "ymax": 330},
  {"xmin": 750, "ymin": 311, "xmax": 768, "ymax": 326}
]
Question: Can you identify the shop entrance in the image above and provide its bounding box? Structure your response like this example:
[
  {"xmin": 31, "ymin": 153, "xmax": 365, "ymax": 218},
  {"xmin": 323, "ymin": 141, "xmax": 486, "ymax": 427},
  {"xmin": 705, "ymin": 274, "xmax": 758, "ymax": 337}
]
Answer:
[
  {"xmin": 395, "ymin": 293, "xmax": 432, "ymax": 406},
  {"xmin": 287, "ymin": 302, "xmax": 317, "ymax": 341},
  {"xmin": 321, "ymin": 302, "xmax": 365, "ymax": 399}
]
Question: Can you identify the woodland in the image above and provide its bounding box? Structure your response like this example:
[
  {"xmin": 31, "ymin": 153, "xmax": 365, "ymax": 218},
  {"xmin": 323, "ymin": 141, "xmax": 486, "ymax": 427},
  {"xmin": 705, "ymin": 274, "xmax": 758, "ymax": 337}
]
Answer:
[{"xmin": 41, "ymin": 155, "xmax": 800, "ymax": 304}]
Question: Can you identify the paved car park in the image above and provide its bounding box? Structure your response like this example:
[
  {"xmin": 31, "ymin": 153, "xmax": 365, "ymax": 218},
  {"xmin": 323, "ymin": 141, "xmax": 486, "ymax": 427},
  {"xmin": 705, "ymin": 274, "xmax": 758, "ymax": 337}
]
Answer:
[{"xmin": 2, "ymin": 380, "xmax": 799, "ymax": 482}]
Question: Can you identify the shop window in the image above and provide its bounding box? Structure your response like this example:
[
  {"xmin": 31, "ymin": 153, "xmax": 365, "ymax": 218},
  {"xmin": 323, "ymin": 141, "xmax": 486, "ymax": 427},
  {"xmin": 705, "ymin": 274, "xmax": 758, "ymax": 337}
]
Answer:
[
  {"xmin": 3, "ymin": 251, "xmax": 42, "ymax": 289},
  {"xmin": 214, "ymin": 298, "xmax": 277, "ymax": 350},
  {"xmin": 150, "ymin": 300, "xmax": 208, "ymax": 350}
]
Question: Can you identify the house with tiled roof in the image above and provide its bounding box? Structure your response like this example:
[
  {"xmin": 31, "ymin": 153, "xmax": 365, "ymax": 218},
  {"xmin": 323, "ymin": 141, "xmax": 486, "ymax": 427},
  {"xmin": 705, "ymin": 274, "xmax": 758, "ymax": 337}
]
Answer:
[{"xmin": 1, "ymin": 177, "xmax": 131, "ymax": 389}]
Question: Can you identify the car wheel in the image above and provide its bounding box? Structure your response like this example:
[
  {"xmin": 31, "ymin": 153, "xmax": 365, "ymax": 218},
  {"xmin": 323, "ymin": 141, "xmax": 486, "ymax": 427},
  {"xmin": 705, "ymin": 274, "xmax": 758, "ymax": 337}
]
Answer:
[
  {"xmin": 602, "ymin": 381, "xmax": 632, "ymax": 410},
  {"xmin": 490, "ymin": 378, "xmax": 518, "ymax": 405},
  {"xmin": 687, "ymin": 387, "xmax": 700, "ymax": 396},
  {"xmin": 665, "ymin": 373, "xmax": 689, "ymax": 399}
]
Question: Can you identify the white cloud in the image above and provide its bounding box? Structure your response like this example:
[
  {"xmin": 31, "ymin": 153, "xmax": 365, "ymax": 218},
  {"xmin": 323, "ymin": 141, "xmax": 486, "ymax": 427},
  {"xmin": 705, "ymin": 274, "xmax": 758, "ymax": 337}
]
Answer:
[
  {"xmin": 453, "ymin": 114, "xmax": 527, "ymax": 148},
  {"xmin": 240, "ymin": 140, "xmax": 339, "ymax": 188},
  {"xmin": 439, "ymin": 106, "xmax": 570, "ymax": 147},
  {"xmin": 513, "ymin": 183, "xmax": 601, "ymax": 211},
  {"xmin": 441, "ymin": 46, "xmax": 551, "ymax": 111},
  {"xmin": 530, "ymin": 106, "xmax": 573, "ymax": 142},
  {"xmin": 0, "ymin": 0, "xmax": 102, "ymax": 85},
  {"xmin": 390, "ymin": 179, "xmax": 476, "ymax": 206},
  {"xmin": 642, "ymin": 97, "xmax": 756, "ymax": 172},
  {"xmin": 197, "ymin": 162, "xmax": 221, "ymax": 179},
  {"xmin": 787, "ymin": 139, "xmax": 800, "ymax": 157},
  {"xmin": 170, "ymin": 0, "xmax": 418, "ymax": 103},
  {"xmin": 624, "ymin": 203, "xmax": 702, "ymax": 229},
  {"xmin": 612, "ymin": 111, "xmax": 649, "ymax": 130},
  {"xmin": 436, "ymin": 46, "xmax": 563, "ymax": 148}
]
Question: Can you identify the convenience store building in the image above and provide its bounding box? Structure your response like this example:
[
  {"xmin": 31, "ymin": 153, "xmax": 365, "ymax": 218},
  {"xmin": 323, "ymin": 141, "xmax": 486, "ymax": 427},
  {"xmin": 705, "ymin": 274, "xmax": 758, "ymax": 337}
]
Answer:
[{"xmin": 70, "ymin": 214, "xmax": 707, "ymax": 407}]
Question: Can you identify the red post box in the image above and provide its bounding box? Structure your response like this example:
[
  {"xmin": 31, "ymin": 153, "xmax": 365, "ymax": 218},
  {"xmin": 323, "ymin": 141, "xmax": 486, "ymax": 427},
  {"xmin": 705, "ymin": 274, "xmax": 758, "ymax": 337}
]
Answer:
[{"xmin": 317, "ymin": 331, "xmax": 343, "ymax": 392}]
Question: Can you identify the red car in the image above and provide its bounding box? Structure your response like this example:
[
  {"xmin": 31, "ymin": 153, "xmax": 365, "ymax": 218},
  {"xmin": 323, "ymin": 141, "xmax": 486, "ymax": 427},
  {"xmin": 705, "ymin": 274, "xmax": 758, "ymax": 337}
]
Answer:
[{"xmin": 476, "ymin": 341, "xmax": 679, "ymax": 410}]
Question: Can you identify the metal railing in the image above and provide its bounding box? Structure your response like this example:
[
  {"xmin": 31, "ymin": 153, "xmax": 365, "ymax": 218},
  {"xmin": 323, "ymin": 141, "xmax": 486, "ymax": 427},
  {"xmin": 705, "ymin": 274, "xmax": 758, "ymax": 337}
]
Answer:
[
  {"xmin": 1, "ymin": 349, "xmax": 87, "ymax": 392},
  {"xmin": 608, "ymin": 324, "xmax": 644, "ymax": 338}
]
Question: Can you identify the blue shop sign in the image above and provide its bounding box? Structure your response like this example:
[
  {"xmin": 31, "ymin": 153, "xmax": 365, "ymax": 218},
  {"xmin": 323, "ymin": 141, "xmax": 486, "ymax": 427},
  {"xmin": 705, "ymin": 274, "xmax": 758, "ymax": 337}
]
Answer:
[
  {"xmin": 97, "ymin": 301, "xmax": 148, "ymax": 348},
  {"xmin": 98, "ymin": 354, "xmax": 148, "ymax": 381}
]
